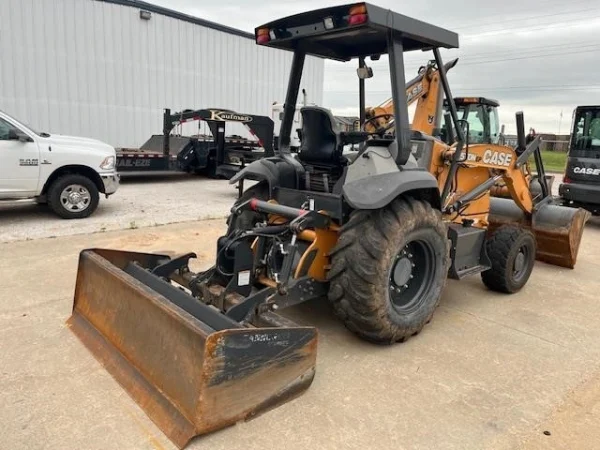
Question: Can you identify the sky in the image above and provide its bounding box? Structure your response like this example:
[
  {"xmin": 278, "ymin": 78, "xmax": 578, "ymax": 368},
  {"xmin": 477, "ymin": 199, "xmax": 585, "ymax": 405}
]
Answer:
[{"xmin": 150, "ymin": 0, "xmax": 600, "ymax": 134}]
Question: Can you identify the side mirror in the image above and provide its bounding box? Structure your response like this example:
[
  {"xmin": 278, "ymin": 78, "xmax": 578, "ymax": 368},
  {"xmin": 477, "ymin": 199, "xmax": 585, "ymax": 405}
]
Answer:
[
  {"xmin": 7, "ymin": 129, "xmax": 19, "ymax": 140},
  {"xmin": 8, "ymin": 129, "xmax": 33, "ymax": 143},
  {"xmin": 357, "ymin": 66, "xmax": 373, "ymax": 79}
]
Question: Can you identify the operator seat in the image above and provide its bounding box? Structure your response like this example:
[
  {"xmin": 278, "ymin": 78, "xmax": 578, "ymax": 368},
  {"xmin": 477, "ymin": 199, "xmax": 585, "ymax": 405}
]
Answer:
[
  {"xmin": 297, "ymin": 107, "xmax": 345, "ymax": 167},
  {"xmin": 296, "ymin": 106, "xmax": 347, "ymax": 193}
]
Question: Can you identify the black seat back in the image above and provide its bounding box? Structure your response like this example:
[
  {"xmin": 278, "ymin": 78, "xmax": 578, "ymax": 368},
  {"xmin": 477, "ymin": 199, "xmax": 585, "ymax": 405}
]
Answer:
[{"xmin": 298, "ymin": 107, "xmax": 342, "ymax": 165}]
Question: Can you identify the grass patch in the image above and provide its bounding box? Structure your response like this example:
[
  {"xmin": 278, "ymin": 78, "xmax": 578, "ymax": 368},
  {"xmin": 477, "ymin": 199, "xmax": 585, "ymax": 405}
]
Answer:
[{"xmin": 529, "ymin": 150, "xmax": 567, "ymax": 173}]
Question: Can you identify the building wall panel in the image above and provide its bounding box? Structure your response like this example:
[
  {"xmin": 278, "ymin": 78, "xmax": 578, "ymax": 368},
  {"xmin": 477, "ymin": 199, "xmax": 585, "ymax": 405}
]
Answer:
[{"xmin": 0, "ymin": 0, "xmax": 324, "ymax": 147}]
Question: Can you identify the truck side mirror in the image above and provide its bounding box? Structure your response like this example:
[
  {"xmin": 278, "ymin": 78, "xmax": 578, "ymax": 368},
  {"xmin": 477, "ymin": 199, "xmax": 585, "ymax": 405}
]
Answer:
[
  {"xmin": 7, "ymin": 129, "xmax": 19, "ymax": 140},
  {"xmin": 8, "ymin": 129, "xmax": 33, "ymax": 142}
]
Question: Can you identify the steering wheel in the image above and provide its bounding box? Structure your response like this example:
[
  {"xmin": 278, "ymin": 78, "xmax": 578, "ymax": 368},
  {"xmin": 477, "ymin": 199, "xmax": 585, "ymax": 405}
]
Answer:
[{"xmin": 361, "ymin": 113, "xmax": 396, "ymax": 137}]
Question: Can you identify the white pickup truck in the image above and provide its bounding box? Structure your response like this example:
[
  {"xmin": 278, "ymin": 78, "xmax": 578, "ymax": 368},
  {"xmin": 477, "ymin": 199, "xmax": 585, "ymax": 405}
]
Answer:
[{"xmin": 0, "ymin": 110, "xmax": 119, "ymax": 219}]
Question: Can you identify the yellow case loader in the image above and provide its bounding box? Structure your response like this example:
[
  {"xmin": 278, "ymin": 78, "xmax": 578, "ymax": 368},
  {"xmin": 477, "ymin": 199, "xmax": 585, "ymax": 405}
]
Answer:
[{"xmin": 362, "ymin": 61, "xmax": 586, "ymax": 268}]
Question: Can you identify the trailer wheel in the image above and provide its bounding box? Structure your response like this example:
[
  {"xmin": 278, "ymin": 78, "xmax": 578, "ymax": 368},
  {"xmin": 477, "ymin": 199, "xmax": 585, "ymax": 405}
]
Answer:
[
  {"xmin": 327, "ymin": 197, "xmax": 450, "ymax": 344},
  {"xmin": 195, "ymin": 149, "xmax": 218, "ymax": 178},
  {"xmin": 481, "ymin": 225, "xmax": 536, "ymax": 293},
  {"xmin": 47, "ymin": 174, "xmax": 100, "ymax": 219}
]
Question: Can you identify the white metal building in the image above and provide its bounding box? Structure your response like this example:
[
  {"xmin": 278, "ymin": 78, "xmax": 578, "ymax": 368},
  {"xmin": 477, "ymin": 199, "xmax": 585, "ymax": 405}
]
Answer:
[{"xmin": 0, "ymin": 0, "xmax": 324, "ymax": 148}]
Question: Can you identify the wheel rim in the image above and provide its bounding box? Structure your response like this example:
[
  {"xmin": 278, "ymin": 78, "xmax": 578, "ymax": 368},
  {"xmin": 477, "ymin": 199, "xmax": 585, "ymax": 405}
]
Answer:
[
  {"xmin": 388, "ymin": 239, "xmax": 437, "ymax": 314},
  {"xmin": 512, "ymin": 244, "xmax": 530, "ymax": 283},
  {"xmin": 60, "ymin": 184, "xmax": 91, "ymax": 212}
]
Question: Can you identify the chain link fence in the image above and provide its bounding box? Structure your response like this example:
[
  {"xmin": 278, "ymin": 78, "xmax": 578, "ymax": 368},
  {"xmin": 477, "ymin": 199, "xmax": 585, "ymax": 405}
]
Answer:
[
  {"xmin": 503, "ymin": 135, "xmax": 570, "ymax": 152},
  {"xmin": 540, "ymin": 140, "xmax": 570, "ymax": 152}
]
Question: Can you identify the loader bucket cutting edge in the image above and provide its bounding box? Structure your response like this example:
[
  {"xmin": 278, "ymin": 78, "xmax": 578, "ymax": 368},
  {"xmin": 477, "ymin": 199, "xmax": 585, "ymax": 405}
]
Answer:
[
  {"xmin": 488, "ymin": 198, "xmax": 591, "ymax": 269},
  {"xmin": 66, "ymin": 249, "xmax": 318, "ymax": 449}
]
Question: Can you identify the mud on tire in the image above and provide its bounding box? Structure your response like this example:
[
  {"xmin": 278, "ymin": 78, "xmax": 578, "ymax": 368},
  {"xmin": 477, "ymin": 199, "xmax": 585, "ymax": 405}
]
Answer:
[
  {"xmin": 327, "ymin": 197, "xmax": 450, "ymax": 344},
  {"xmin": 481, "ymin": 225, "xmax": 536, "ymax": 294}
]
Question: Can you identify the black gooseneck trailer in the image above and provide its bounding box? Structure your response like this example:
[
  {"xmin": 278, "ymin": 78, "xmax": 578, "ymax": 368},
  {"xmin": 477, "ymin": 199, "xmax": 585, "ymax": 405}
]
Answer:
[{"xmin": 116, "ymin": 108, "xmax": 275, "ymax": 179}]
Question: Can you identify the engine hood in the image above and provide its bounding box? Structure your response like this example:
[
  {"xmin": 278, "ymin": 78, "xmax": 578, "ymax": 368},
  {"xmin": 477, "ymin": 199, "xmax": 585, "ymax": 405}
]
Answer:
[{"xmin": 42, "ymin": 134, "xmax": 115, "ymax": 156}]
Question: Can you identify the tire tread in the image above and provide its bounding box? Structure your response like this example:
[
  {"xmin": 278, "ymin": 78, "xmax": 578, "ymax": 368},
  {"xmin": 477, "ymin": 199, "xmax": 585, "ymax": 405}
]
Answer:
[
  {"xmin": 327, "ymin": 197, "xmax": 449, "ymax": 344},
  {"xmin": 481, "ymin": 225, "xmax": 536, "ymax": 293},
  {"xmin": 47, "ymin": 174, "xmax": 99, "ymax": 219}
]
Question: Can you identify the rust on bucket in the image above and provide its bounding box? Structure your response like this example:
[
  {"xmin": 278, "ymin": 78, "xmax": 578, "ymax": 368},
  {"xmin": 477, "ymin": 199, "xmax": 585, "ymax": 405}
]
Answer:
[
  {"xmin": 66, "ymin": 249, "xmax": 318, "ymax": 448},
  {"xmin": 488, "ymin": 198, "xmax": 590, "ymax": 269}
]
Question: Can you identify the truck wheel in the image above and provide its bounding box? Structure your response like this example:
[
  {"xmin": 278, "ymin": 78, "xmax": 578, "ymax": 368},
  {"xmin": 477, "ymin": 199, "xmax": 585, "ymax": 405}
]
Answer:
[
  {"xmin": 327, "ymin": 197, "xmax": 450, "ymax": 344},
  {"xmin": 48, "ymin": 174, "xmax": 100, "ymax": 219},
  {"xmin": 481, "ymin": 225, "xmax": 536, "ymax": 293}
]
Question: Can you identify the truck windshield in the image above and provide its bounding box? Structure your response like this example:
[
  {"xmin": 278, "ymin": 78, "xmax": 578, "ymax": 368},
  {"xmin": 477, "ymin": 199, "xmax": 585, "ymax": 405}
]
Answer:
[{"xmin": 571, "ymin": 108, "xmax": 600, "ymax": 151}]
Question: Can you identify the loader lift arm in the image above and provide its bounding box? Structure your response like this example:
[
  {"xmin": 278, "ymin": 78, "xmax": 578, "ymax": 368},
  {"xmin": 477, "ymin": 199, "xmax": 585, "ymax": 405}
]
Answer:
[
  {"xmin": 361, "ymin": 73, "xmax": 558, "ymax": 232},
  {"xmin": 364, "ymin": 58, "xmax": 458, "ymax": 137}
]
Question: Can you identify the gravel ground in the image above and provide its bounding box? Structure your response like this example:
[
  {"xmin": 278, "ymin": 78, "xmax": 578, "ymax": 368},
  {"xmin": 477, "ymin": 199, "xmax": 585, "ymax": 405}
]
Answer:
[{"xmin": 0, "ymin": 174, "xmax": 247, "ymax": 244}]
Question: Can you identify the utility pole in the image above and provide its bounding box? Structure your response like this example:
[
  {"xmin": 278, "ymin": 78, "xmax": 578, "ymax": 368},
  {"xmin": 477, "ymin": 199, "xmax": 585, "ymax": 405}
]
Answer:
[{"xmin": 558, "ymin": 109, "xmax": 563, "ymax": 136}]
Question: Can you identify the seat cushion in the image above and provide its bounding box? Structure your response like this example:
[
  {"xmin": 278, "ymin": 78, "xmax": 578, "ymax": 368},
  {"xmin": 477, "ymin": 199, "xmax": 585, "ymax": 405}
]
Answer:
[{"xmin": 297, "ymin": 107, "xmax": 343, "ymax": 165}]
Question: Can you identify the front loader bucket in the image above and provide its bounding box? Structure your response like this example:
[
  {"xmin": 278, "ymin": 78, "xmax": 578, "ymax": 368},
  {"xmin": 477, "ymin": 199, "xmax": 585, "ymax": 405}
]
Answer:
[
  {"xmin": 491, "ymin": 175, "xmax": 555, "ymax": 203},
  {"xmin": 488, "ymin": 198, "xmax": 590, "ymax": 269},
  {"xmin": 66, "ymin": 249, "xmax": 317, "ymax": 449}
]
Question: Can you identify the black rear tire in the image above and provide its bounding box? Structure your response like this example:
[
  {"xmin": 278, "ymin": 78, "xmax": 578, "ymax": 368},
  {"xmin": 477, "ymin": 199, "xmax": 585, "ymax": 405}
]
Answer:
[
  {"xmin": 481, "ymin": 225, "xmax": 536, "ymax": 293},
  {"xmin": 226, "ymin": 181, "xmax": 270, "ymax": 233},
  {"xmin": 47, "ymin": 174, "xmax": 100, "ymax": 219},
  {"xmin": 327, "ymin": 197, "xmax": 450, "ymax": 344}
]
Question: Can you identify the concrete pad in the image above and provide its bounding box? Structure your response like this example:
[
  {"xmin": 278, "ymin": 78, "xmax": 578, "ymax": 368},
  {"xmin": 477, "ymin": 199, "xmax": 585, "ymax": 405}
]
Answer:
[
  {"xmin": 0, "ymin": 175, "xmax": 243, "ymax": 243},
  {"xmin": 1, "ymin": 219, "xmax": 600, "ymax": 450},
  {"xmin": 519, "ymin": 369, "xmax": 600, "ymax": 450}
]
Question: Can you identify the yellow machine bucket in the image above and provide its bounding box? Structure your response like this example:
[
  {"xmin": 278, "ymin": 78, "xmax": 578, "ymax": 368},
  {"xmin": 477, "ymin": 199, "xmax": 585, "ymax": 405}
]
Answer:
[
  {"xmin": 66, "ymin": 249, "xmax": 317, "ymax": 449},
  {"xmin": 488, "ymin": 198, "xmax": 590, "ymax": 269}
]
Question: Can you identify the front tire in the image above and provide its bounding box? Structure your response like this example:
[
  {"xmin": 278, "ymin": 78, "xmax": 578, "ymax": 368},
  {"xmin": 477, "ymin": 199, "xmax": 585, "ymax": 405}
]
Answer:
[
  {"xmin": 47, "ymin": 174, "xmax": 100, "ymax": 219},
  {"xmin": 481, "ymin": 225, "xmax": 536, "ymax": 293},
  {"xmin": 327, "ymin": 197, "xmax": 450, "ymax": 344}
]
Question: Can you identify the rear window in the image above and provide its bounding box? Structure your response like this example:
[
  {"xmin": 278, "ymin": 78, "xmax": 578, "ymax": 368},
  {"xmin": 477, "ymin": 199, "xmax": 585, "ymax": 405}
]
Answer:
[{"xmin": 572, "ymin": 109, "xmax": 600, "ymax": 151}]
